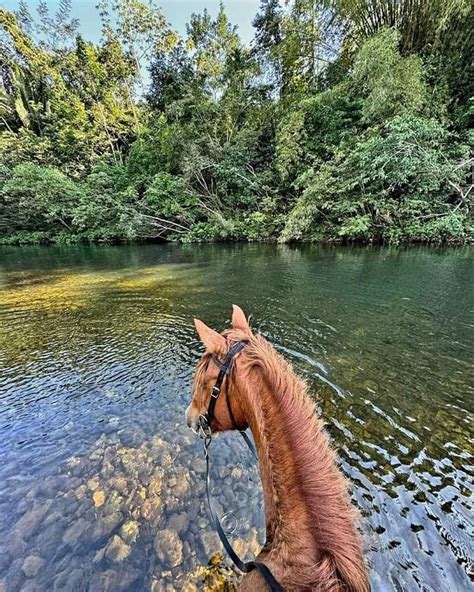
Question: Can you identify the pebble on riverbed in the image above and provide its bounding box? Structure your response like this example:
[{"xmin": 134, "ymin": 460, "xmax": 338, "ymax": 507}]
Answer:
[
  {"xmin": 21, "ymin": 555, "xmax": 45, "ymax": 578},
  {"xmin": 105, "ymin": 535, "xmax": 131, "ymax": 562},
  {"xmin": 3, "ymin": 423, "xmax": 263, "ymax": 591}
]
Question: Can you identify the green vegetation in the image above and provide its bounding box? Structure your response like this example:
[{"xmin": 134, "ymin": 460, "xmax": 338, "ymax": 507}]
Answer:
[{"xmin": 1, "ymin": 0, "xmax": 472, "ymax": 244}]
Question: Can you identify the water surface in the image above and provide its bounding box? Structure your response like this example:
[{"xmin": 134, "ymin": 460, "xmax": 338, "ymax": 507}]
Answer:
[{"xmin": 0, "ymin": 244, "xmax": 472, "ymax": 591}]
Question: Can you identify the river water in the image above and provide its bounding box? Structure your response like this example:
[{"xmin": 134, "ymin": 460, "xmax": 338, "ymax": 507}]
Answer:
[{"xmin": 0, "ymin": 244, "xmax": 472, "ymax": 591}]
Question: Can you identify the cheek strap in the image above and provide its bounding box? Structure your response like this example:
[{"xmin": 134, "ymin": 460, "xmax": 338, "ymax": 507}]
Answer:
[{"xmin": 203, "ymin": 340, "xmax": 248, "ymax": 429}]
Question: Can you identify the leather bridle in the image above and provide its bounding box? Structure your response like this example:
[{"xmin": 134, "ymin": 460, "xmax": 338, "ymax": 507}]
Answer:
[
  {"xmin": 197, "ymin": 339, "xmax": 248, "ymax": 437},
  {"xmin": 197, "ymin": 339, "xmax": 284, "ymax": 592}
]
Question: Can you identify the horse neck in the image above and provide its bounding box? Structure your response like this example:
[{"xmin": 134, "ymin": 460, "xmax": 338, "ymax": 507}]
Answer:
[{"xmin": 235, "ymin": 339, "xmax": 369, "ymax": 591}]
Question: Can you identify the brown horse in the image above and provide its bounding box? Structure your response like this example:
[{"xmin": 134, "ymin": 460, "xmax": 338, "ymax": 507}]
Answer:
[{"xmin": 186, "ymin": 305, "xmax": 370, "ymax": 592}]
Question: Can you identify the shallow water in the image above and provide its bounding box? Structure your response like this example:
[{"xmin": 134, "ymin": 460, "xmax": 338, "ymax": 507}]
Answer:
[{"xmin": 0, "ymin": 243, "xmax": 472, "ymax": 591}]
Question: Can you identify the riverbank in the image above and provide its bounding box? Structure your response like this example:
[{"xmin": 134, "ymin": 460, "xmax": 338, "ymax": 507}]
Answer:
[
  {"xmin": 1, "ymin": 230, "xmax": 472, "ymax": 247},
  {"xmin": 2, "ymin": 2, "xmax": 472, "ymax": 260}
]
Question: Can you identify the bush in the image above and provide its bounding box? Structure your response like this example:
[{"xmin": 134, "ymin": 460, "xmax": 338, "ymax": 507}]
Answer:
[
  {"xmin": 282, "ymin": 115, "xmax": 471, "ymax": 243},
  {"xmin": 1, "ymin": 163, "xmax": 82, "ymax": 235}
]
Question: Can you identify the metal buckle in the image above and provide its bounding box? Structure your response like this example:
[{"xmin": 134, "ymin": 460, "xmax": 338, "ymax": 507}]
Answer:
[
  {"xmin": 198, "ymin": 414, "xmax": 212, "ymax": 439},
  {"xmin": 211, "ymin": 386, "xmax": 220, "ymax": 399}
]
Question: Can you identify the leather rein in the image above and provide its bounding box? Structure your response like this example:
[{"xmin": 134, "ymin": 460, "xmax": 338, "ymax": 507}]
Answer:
[{"xmin": 197, "ymin": 340, "xmax": 284, "ymax": 592}]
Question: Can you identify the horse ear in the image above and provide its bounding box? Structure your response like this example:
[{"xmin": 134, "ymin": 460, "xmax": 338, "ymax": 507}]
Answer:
[
  {"xmin": 232, "ymin": 304, "xmax": 250, "ymax": 332},
  {"xmin": 194, "ymin": 319, "xmax": 226, "ymax": 353}
]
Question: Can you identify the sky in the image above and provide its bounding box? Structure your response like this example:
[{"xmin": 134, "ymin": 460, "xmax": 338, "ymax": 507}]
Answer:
[{"xmin": 1, "ymin": 0, "xmax": 262, "ymax": 45}]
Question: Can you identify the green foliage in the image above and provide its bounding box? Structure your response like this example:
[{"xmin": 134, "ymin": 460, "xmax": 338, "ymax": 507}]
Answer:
[
  {"xmin": 143, "ymin": 172, "xmax": 196, "ymax": 221},
  {"xmin": 235, "ymin": 211, "xmax": 281, "ymax": 241},
  {"xmin": 351, "ymin": 29, "xmax": 426, "ymax": 123},
  {"xmin": 276, "ymin": 109, "xmax": 306, "ymax": 182},
  {"xmin": 1, "ymin": 2, "xmax": 472, "ymax": 245},
  {"xmin": 282, "ymin": 115, "xmax": 471, "ymax": 243},
  {"xmin": 1, "ymin": 163, "xmax": 80, "ymax": 235}
]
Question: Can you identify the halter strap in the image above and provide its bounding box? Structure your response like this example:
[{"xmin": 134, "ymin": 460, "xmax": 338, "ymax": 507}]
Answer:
[{"xmin": 202, "ymin": 340, "xmax": 247, "ymax": 430}]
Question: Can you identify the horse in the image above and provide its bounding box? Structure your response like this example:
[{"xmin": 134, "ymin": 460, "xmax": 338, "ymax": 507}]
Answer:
[{"xmin": 186, "ymin": 305, "xmax": 369, "ymax": 592}]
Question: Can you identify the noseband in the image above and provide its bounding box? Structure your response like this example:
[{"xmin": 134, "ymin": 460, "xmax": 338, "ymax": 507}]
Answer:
[{"xmin": 197, "ymin": 339, "xmax": 284, "ymax": 592}]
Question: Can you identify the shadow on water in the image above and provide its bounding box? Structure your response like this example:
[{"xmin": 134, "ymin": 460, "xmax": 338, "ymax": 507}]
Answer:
[{"xmin": 0, "ymin": 243, "xmax": 472, "ymax": 591}]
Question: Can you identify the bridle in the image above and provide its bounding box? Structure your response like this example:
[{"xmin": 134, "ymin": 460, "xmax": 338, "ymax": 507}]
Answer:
[
  {"xmin": 197, "ymin": 339, "xmax": 247, "ymax": 437},
  {"xmin": 197, "ymin": 339, "xmax": 284, "ymax": 592}
]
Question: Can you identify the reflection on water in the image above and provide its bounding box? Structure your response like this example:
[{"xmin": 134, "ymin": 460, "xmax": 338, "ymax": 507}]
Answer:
[{"xmin": 0, "ymin": 243, "xmax": 472, "ymax": 591}]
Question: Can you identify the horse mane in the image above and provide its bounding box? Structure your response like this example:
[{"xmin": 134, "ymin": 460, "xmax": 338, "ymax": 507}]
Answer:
[{"xmin": 227, "ymin": 330, "xmax": 369, "ymax": 592}]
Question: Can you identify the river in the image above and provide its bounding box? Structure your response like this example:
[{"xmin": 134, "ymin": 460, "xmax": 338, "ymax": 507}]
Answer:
[{"xmin": 0, "ymin": 244, "xmax": 472, "ymax": 591}]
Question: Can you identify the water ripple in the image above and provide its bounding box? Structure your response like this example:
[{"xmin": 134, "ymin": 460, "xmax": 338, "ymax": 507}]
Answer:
[{"xmin": 0, "ymin": 243, "xmax": 472, "ymax": 591}]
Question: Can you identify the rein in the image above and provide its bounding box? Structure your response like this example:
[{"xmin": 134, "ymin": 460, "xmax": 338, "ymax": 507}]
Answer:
[{"xmin": 198, "ymin": 340, "xmax": 284, "ymax": 592}]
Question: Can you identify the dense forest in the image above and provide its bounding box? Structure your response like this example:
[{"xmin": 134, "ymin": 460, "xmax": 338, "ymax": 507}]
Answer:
[{"xmin": 0, "ymin": 0, "xmax": 472, "ymax": 245}]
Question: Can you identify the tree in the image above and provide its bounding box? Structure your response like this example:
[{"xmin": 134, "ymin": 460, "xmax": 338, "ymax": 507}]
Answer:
[
  {"xmin": 282, "ymin": 115, "xmax": 471, "ymax": 243},
  {"xmin": 351, "ymin": 29, "xmax": 426, "ymax": 123},
  {"xmin": 1, "ymin": 1, "xmax": 472, "ymax": 246},
  {"xmin": 96, "ymin": 0, "xmax": 177, "ymax": 94},
  {"xmin": 186, "ymin": 4, "xmax": 240, "ymax": 100}
]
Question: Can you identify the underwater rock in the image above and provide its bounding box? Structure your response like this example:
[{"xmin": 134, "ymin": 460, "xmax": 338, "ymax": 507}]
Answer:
[
  {"xmin": 53, "ymin": 567, "xmax": 84, "ymax": 591},
  {"xmin": 105, "ymin": 535, "xmax": 131, "ymax": 562},
  {"xmin": 151, "ymin": 436, "xmax": 167, "ymax": 451},
  {"xmin": 154, "ymin": 528, "xmax": 183, "ymax": 568},
  {"xmin": 186, "ymin": 501, "xmax": 200, "ymax": 522},
  {"xmin": 74, "ymin": 484, "xmax": 88, "ymax": 500},
  {"xmin": 104, "ymin": 490, "xmax": 123, "ymax": 514},
  {"xmin": 119, "ymin": 447, "xmax": 149, "ymax": 478},
  {"xmin": 119, "ymin": 520, "xmax": 139, "ymax": 544},
  {"xmin": 235, "ymin": 491, "xmax": 249, "ymax": 509},
  {"xmin": 166, "ymin": 512, "xmax": 189, "ymax": 535},
  {"xmin": 197, "ymin": 516, "xmax": 209, "ymax": 529},
  {"xmin": 119, "ymin": 426, "xmax": 145, "ymax": 448},
  {"xmin": 232, "ymin": 527, "xmax": 261, "ymax": 559},
  {"xmin": 200, "ymin": 531, "xmax": 220, "ymax": 557},
  {"xmin": 19, "ymin": 579, "xmax": 46, "ymax": 592},
  {"xmin": 5, "ymin": 558, "xmax": 24, "ymax": 590},
  {"xmin": 13, "ymin": 500, "xmax": 53, "ymax": 541},
  {"xmin": 171, "ymin": 470, "xmax": 191, "ymax": 498},
  {"xmin": 62, "ymin": 517, "xmax": 90, "ymax": 546},
  {"xmin": 89, "ymin": 449, "xmax": 103, "ymax": 462},
  {"xmin": 21, "ymin": 554, "xmax": 45, "ymax": 578},
  {"xmin": 66, "ymin": 456, "xmax": 87, "ymax": 477},
  {"xmin": 0, "ymin": 550, "xmax": 11, "ymax": 572},
  {"xmin": 35, "ymin": 521, "xmax": 66, "ymax": 559},
  {"xmin": 89, "ymin": 568, "xmax": 139, "ymax": 592},
  {"xmin": 163, "ymin": 494, "xmax": 180, "ymax": 512},
  {"xmin": 86, "ymin": 477, "xmax": 100, "ymax": 491},
  {"xmin": 230, "ymin": 467, "xmax": 244, "ymax": 480},
  {"xmin": 34, "ymin": 475, "xmax": 70, "ymax": 498},
  {"xmin": 6, "ymin": 534, "xmax": 28, "ymax": 558},
  {"xmin": 130, "ymin": 486, "xmax": 147, "ymax": 510},
  {"xmin": 103, "ymin": 446, "xmax": 118, "ymax": 465},
  {"xmin": 90, "ymin": 512, "xmax": 122, "ymax": 542},
  {"xmin": 193, "ymin": 458, "xmax": 206, "ymax": 474},
  {"xmin": 93, "ymin": 490, "xmax": 106, "ymax": 507},
  {"xmin": 141, "ymin": 497, "xmax": 162, "ymax": 523},
  {"xmin": 181, "ymin": 581, "xmax": 199, "ymax": 592},
  {"xmin": 148, "ymin": 469, "xmax": 164, "ymax": 496},
  {"xmin": 101, "ymin": 461, "xmax": 115, "ymax": 479},
  {"xmin": 42, "ymin": 510, "xmax": 64, "ymax": 528},
  {"xmin": 107, "ymin": 476, "xmax": 128, "ymax": 495},
  {"xmin": 93, "ymin": 544, "xmax": 107, "ymax": 564},
  {"xmin": 151, "ymin": 576, "xmax": 174, "ymax": 592},
  {"xmin": 159, "ymin": 451, "xmax": 175, "ymax": 469}
]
